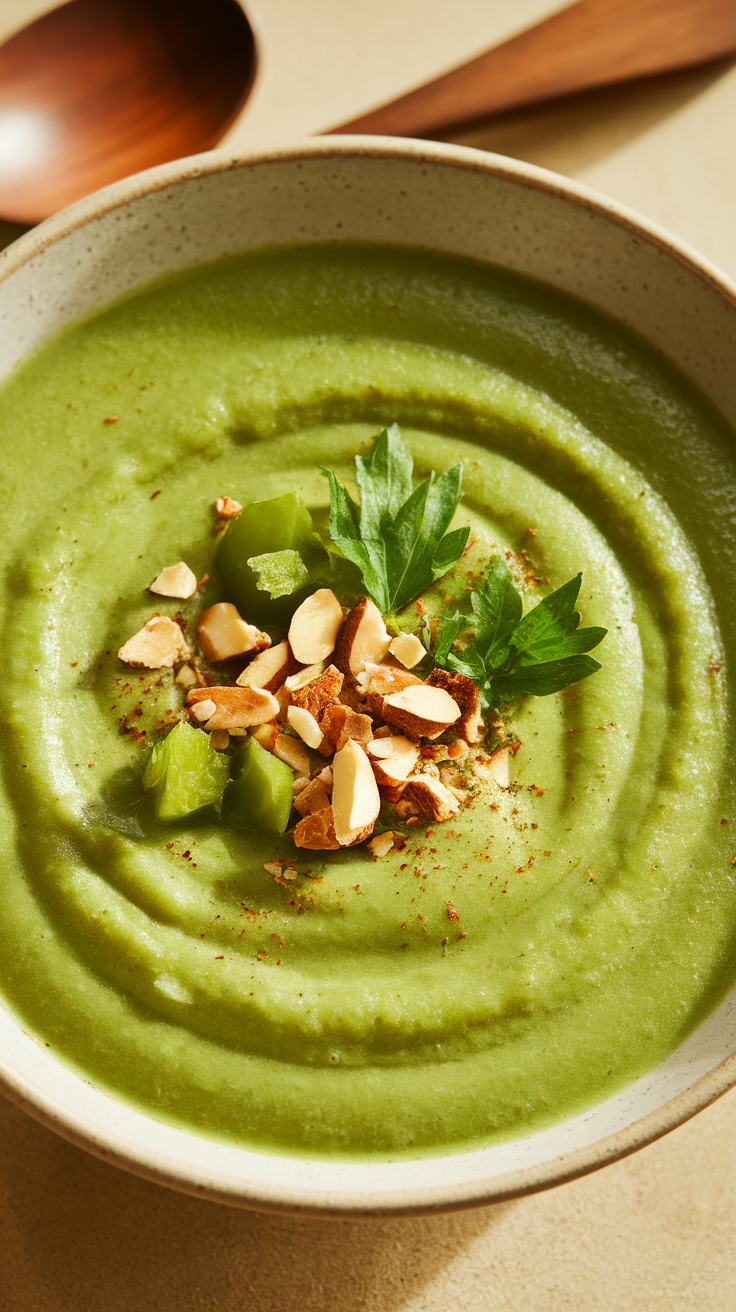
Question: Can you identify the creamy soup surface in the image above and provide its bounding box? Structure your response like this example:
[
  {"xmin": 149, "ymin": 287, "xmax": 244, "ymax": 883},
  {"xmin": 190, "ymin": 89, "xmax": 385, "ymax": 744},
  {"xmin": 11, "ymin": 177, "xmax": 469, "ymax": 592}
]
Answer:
[{"xmin": 1, "ymin": 243, "xmax": 735, "ymax": 1158}]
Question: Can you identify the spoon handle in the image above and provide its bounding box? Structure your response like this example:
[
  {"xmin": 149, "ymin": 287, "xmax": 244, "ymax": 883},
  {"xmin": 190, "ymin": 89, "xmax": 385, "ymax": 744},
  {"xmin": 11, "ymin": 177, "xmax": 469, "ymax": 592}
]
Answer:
[{"xmin": 330, "ymin": 0, "xmax": 736, "ymax": 138}]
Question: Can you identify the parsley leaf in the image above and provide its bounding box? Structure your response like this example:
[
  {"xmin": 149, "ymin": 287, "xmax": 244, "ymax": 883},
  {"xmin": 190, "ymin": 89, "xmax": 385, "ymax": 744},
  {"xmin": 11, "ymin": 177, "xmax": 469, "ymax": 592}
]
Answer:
[
  {"xmin": 434, "ymin": 559, "xmax": 606, "ymax": 706},
  {"xmin": 321, "ymin": 425, "xmax": 470, "ymax": 614}
]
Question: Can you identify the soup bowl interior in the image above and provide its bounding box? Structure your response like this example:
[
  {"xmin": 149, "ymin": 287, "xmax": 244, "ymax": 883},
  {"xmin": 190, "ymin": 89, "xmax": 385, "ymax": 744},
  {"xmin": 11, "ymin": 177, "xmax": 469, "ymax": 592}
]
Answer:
[{"xmin": 1, "ymin": 137, "xmax": 736, "ymax": 1215}]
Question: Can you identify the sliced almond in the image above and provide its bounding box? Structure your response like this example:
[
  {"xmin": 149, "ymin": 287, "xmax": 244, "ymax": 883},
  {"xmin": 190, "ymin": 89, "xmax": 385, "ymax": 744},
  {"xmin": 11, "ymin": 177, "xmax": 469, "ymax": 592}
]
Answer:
[
  {"xmin": 118, "ymin": 615, "xmax": 191, "ymax": 669},
  {"xmin": 274, "ymin": 734, "xmax": 311, "ymax": 776},
  {"xmin": 427, "ymin": 667, "xmax": 484, "ymax": 743},
  {"xmin": 288, "ymin": 589, "xmax": 343, "ymax": 664},
  {"xmin": 389, "ymin": 632, "xmax": 426, "ymax": 669},
  {"xmin": 285, "ymin": 660, "xmax": 327, "ymax": 691},
  {"xmin": 289, "ymin": 664, "xmax": 343, "ymax": 717},
  {"xmin": 148, "ymin": 561, "xmax": 198, "ymax": 600},
  {"xmin": 333, "ymin": 596, "xmax": 391, "ymax": 675},
  {"xmin": 185, "ymin": 685, "xmax": 279, "ymax": 730},
  {"xmin": 473, "ymin": 747, "xmax": 510, "ymax": 788},
  {"xmin": 236, "ymin": 640, "xmax": 298, "ymax": 692},
  {"xmin": 293, "ymin": 777, "xmax": 332, "ymax": 817},
  {"xmin": 332, "ymin": 739, "xmax": 381, "ymax": 846},
  {"xmin": 216, "ymin": 496, "xmax": 242, "ymax": 518},
  {"xmin": 381, "ymin": 684, "xmax": 461, "ymax": 740},
  {"xmin": 197, "ymin": 602, "xmax": 271, "ymax": 663},
  {"xmin": 403, "ymin": 774, "xmax": 460, "ymax": 822},
  {"xmin": 287, "ymin": 705, "xmax": 323, "ymax": 749},
  {"xmin": 317, "ymin": 704, "xmax": 374, "ymax": 756},
  {"xmin": 367, "ymin": 735, "xmax": 420, "ymax": 785},
  {"xmin": 293, "ymin": 807, "xmax": 340, "ymax": 850}
]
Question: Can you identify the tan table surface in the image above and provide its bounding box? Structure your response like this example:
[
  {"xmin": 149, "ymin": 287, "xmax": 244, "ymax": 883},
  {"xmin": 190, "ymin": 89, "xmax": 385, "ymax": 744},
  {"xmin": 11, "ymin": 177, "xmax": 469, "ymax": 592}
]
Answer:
[{"xmin": 2, "ymin": 3, "xmax": 736, "ymax": 1307}]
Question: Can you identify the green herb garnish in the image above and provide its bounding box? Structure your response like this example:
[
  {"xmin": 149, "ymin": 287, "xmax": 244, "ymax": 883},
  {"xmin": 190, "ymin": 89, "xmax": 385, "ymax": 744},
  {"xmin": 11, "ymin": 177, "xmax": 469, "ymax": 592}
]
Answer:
[
  {"xmin": 321, "ymin": 424, "xmax": 470, "ymax": 615},
  {"xmin": 434, "ymin": 557, "xmax": 606, "ymax": 706}
]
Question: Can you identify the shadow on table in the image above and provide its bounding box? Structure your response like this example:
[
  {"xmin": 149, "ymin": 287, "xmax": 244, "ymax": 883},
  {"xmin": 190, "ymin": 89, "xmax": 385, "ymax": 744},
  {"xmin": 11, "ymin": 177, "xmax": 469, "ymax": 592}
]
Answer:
[
  {"xmin": 0, "ymin": 1095, "xmax": 509, "ymax": 1312},
  {"xmin": 439, "ymin": 57, "xmax": 736, "ymax": 178}
]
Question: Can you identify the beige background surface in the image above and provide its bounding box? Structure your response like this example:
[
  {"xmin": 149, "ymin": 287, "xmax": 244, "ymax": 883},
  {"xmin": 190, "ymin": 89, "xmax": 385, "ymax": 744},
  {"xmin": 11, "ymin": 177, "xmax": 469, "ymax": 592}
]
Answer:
[{"xmin": 2, "ymin": 1, "xmax": 736, "ymax": 1307}]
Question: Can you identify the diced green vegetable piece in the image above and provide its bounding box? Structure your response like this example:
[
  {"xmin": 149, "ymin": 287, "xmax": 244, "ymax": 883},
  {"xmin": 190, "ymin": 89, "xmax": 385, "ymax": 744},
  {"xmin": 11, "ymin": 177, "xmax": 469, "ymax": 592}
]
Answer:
[
  {"xmin": 220, "ymin": 736, "xmax": 294, "ymax": 834},
  {"xmin": 247, "ymin": 548, "xmax": 309, "ymax": 599},
  {"xmin": 217, "ymin": 492, "xmax": 327, "ymax": 630},
  {"xmin": 143, "ymin": 720, "xmax": 229, "ymax": 823}
]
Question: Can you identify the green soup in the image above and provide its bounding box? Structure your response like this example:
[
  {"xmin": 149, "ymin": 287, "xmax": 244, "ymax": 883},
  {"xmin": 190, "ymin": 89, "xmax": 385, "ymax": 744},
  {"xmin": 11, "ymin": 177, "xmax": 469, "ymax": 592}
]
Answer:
[{"xmin": 1, "ymin": 243, "xmax": 735, "ymax": 1158}]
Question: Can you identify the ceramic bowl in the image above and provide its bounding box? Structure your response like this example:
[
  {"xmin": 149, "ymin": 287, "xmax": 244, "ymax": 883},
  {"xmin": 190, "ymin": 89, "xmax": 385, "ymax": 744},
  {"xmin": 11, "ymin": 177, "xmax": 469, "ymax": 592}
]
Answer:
[{"xmin": 1, "ymin": 137, "xmax": 736, "ymax": 1216}]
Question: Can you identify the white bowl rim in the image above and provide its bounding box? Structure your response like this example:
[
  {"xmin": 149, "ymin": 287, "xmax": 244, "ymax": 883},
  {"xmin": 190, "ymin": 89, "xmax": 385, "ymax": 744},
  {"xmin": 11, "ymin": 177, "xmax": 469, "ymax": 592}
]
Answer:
[{"xmin": 1, "ymin": 134, "xmax": 736, "ymax": 1216}]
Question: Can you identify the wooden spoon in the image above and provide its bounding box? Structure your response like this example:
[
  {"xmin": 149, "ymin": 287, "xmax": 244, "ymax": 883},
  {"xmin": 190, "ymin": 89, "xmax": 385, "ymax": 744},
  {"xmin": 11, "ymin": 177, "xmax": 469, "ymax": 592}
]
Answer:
[
  {"xmin": 0, "ymin": 0, "xmax": 257, "ymax": 225},
  {"xmin": 331, "ymin": 0, "xmax": 736, "ymax": 139}
]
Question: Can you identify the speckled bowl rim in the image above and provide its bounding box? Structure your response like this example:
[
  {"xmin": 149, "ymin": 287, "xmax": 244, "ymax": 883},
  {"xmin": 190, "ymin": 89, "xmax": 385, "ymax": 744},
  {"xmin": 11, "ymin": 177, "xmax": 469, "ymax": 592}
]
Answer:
[{"xmin": 1, "ymin": 136, "xmax": 736, "ymax": 1217}]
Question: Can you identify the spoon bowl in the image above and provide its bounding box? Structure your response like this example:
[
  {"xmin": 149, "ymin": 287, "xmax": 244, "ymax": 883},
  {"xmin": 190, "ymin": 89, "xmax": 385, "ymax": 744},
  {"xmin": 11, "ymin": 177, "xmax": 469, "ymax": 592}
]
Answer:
[{"xmin": 0, "ymin": 0, "xmax": 257, "ymax": 225}]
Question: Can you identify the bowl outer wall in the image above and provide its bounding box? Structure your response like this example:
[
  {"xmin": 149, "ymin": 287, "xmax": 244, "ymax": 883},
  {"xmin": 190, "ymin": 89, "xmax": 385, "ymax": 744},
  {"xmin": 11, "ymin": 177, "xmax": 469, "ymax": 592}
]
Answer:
[{"xmin": 0, "ymin": 137, "xmax": 735, "ymax": 1216}]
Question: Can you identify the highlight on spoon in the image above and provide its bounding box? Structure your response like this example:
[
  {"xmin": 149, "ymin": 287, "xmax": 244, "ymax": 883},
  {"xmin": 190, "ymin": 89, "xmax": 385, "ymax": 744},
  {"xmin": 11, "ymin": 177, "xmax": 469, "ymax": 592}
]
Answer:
[{"xmin": 0, "ymin": 0, "xmax": 258, "ymax": 225}]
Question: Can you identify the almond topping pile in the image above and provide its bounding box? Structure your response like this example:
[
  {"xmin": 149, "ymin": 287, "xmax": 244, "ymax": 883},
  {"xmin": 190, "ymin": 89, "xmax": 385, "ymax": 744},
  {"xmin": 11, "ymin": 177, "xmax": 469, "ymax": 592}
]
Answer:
[{"xmin": 118, "ymin": 506, "xmax": 512, "ymax": 853}]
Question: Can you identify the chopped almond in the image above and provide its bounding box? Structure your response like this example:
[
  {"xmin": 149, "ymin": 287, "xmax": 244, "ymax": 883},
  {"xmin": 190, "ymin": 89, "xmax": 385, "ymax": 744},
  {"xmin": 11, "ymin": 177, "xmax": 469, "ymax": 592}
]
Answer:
[
  {"xmin": 357, "ymin": 662, "xmax": 424, "ymax": 718},
  {"xmin": 294, "ymin": 807, "xmax": 341, "ymax": 850},
  {"xmin": 395, "ymin": 797, "xmax": 420, "ymax": 820},
  {"xmin": 190, "ymin": 698, "xmax": 216, "ymax": 722},
  {"xmin": 403, "ymin": 774, "xmax": 460, "ymax": 822},
  {"xmin": 287, "ymin": 705, "xmax": 323, "ymax": 749},
  {"xmin": 473, "ymin": 747, "xmax": 510, "ymax": 788},
  {"xmin": 357, "ymin": 662, "xmax": 423, "ymax": 697},
  {"xmin": 274, "ymin": 684, "xmax": 291, "ymax": 724},
  {"xmin": 378, "ymin": 781, "xmax": 406, "ymax": 805},
  {"xmin": 367, "ymin": 831, "xmax": 396, "ymax": 859},
  {"xmin": 292, "ymin": 774, "xmax": 312, "ymax": 795},
  {"xmin": 174, "ymin": 663, "xmax": 199, "ymax": 689},
  {"xmin": 118, "ymin": 615, "xmax": 191, "ymax": 669},
  {"xmin": 389, "ymin": 632, "xmax": 426, "ymax": 669},
  {"xmin": 185, "ymin": 685, "xmax": 279, "ymax": 730},
  {"xmin": 148, "ymin": 561, "xmax": 198, "ymax": 600},
  {"xmin": 288, "ymin": 589, "xmax": 343, "ymax": 664},
  {"xmin": 367, "ymin": 735, "xmax": 420, "ymax": 785},
  {"xmin": 216, "ymin": 496, "xmax": 242, "ymax": 518},
  {"xmin": 197, "ymin": 602, "xmax": 270, "ymax": 663},
  {"xmin": 250, "ymin": 722, "xmax": 279, "ymax": 751},
  {"xmin": 333, "ymin": 596, "xmax": 391, "ymax": 675},
  {"xmin": 236, "ymin": 640, "xmax": 298, "ymax": 692},
  {"xmin": 209, "ymin": 730, "xmax": 230, "ymax": 752},
  {"xmin": 447, "ymin": 738, "xmax": 470, "ymax": 763},
  {"xmin": 427, "ymin": 668, "xmax": 484, "ymax": 743},
  {"xmin": 293, "ymin": 777, "xmax": 332, "ymax": 817},
  {"xmin": 274, "ymin": 733, "xmax": 311, "ymax": 776},
  {"xmin": 289, "ymin": 664, "xmax": 343, "ymax": 717},
  {"xmin": 332, "ymin": 739, "xmax": 381, "ymax": 846},
  {"xmin": 317, "ymin": 704, "xmax": 373, "ymax": 756},
  {"xmin": 381, "ymin": 684, "xmax": 461, "ymax": 740}
]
